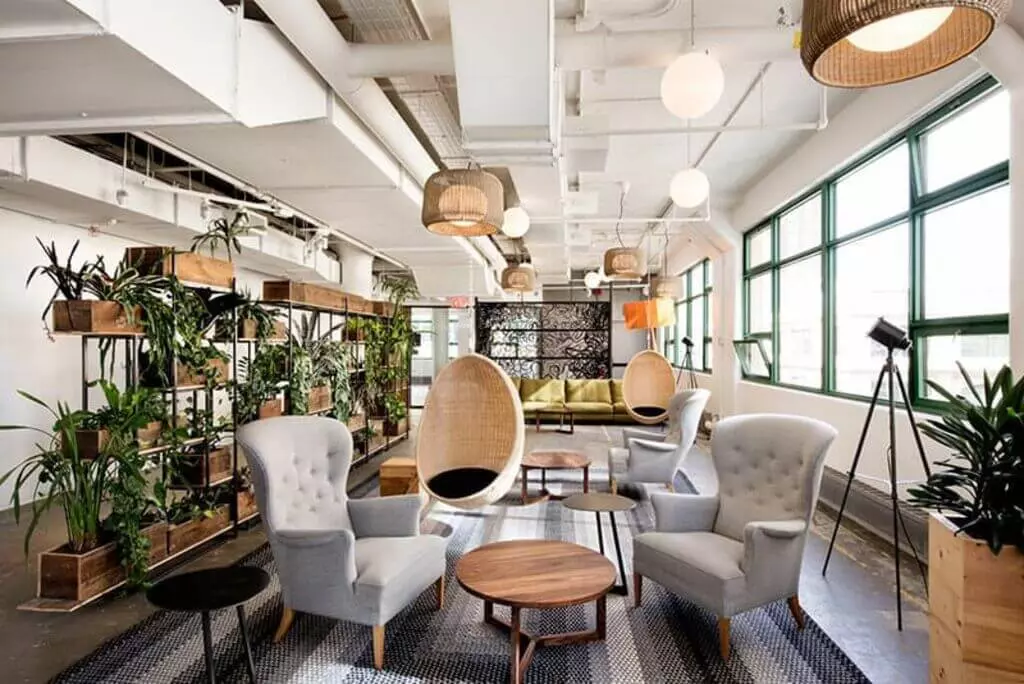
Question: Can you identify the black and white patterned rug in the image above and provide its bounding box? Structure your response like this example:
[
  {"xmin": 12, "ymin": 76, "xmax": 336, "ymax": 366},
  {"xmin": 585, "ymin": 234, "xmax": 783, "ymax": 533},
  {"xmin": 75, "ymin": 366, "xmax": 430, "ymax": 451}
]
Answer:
[{"xmin": 54, "ymin": 467, "xmax": 869, "ymax": 683}]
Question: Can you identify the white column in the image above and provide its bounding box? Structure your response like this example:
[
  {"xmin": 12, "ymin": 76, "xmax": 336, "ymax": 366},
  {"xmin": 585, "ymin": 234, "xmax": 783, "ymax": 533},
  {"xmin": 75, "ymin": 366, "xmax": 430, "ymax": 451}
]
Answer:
[
  {"xmin": 713, "ymin": 247, "xmax": 742, "ymax": 417},
  {"xmin": 1011, "ymin": 89, "xmax": 1024, "ymax": 374}
]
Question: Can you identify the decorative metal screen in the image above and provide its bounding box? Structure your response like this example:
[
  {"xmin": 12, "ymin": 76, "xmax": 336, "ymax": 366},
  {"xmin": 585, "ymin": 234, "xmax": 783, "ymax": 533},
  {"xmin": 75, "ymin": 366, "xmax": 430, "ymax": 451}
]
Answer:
[{"xmin": 476, "ymin": 302, "xmax": 611, "ymax": 379}]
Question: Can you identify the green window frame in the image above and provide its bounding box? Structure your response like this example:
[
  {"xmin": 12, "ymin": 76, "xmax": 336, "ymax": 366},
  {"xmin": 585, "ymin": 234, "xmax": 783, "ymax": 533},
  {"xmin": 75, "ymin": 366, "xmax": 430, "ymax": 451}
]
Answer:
[
  {"xmin": 669, "ymin": 259, "xmax": 713, "ymax": 373},
  {"xmin": 741, "ymin": 76, "xmax": 1010, "ymax": 411}
]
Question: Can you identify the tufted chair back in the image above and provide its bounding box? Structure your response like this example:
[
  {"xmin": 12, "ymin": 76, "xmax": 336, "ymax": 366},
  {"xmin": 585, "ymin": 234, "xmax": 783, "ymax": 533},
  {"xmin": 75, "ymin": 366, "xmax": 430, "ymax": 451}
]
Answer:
[
  {"xmin": 710, "ymin": 414, "xmax": 837, "ymax": 542},
  {"xmin": 665, "ymin": 388, "xmax": 711, "ymax": 447},
  {"xmin": 237, "ymin": 416, "xmax": 354, "ymax": 534}
]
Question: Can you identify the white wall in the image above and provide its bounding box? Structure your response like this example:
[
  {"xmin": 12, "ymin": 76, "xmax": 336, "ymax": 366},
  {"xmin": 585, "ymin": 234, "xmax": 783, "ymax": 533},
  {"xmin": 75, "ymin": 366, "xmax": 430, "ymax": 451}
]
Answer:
[{"xmin": 0, "ymin": 209, "xmax": 265, "ymax": 510}]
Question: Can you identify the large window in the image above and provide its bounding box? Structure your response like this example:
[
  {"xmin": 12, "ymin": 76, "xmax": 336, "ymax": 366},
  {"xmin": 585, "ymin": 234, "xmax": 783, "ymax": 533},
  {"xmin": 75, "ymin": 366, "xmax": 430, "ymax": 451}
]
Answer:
[
  {"xmin": 665, "ymin": 259, "xmax": 713, "ymax": 372},
  {"xmin": 742, "ymin": 77, "xmax": 1010, "ymax": 409}
]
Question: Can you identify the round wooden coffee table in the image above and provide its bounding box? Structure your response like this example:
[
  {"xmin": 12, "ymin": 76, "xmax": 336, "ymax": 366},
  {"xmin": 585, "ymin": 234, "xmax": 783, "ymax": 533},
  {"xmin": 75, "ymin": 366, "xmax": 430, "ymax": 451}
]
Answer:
[
  {"xmin": 562, "ymin": 493, "xmax": 637, "ymax": 596},
  {"xmin": 456, "ymin": 540, "xmax": 615, "ymax": 684},
  {"xmin": 520, "ymin": 450, "xmax": 591, "ymax": 504}
]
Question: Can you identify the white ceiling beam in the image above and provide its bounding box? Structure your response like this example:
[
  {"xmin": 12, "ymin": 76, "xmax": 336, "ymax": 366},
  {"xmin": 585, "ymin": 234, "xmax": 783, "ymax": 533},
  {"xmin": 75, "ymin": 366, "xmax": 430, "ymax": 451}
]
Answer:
[{"xmin": 0, "ymin": 22, "xmax": 105, "ymax": 44}]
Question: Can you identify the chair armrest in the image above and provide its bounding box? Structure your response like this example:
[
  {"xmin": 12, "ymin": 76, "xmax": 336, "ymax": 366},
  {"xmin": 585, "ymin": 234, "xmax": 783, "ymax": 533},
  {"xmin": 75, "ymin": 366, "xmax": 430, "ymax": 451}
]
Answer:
[
  {"xmin": 627, "ymin": 439, "xmax": 680, "ymax": 482},
  {"xmin": 622, "ymin": 427, "xmax": 665, "ymax": 448},
  {"xmin": 274, "ymin": 528, "xmax": 358, "ymax": 586},
  {"xmin": 348, "ymin": 495, "xmax": 421, "ymax": 538},
  {"xmin": 652, "ymin": 492, "xmax": 719, "ymax": 533},
  {"xmin": 740, "ymin": 520, "xmax": 808, "ymax": 578},
  {"xmin": 628, "ymin": 438, "xmax": 677, "ymax": 453}
]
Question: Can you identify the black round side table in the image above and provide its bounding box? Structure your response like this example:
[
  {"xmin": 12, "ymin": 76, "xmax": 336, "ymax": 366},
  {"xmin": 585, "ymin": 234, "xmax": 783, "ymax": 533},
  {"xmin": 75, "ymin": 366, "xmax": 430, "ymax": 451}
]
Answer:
[{"xmin": 147, "ymin": 566, "xmax": 269, "ymax": 684}]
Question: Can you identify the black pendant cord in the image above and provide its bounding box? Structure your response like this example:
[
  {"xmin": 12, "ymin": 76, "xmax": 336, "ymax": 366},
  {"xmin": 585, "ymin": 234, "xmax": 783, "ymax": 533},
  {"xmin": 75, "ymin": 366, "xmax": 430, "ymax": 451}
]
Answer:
[{"xmin": 821, "ymin": 348, "xmax": 932, "ymax": 631}]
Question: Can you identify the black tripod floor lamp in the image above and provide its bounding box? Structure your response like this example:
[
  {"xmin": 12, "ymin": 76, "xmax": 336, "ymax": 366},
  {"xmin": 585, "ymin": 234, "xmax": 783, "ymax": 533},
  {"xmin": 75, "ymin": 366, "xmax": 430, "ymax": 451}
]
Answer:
[
  {"xmin": 677, "ymin": 336, "xmax": 698, "ymax": 389},
  {"xmin": 821, "ymin": 318, "xmax": 933, "ymax": 631}
]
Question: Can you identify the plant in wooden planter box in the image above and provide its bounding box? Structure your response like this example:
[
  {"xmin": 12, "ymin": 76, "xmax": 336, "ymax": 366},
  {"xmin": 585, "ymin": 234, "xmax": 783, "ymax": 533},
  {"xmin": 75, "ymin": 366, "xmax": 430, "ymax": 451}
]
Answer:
[
  {"xmin": 908, "ymin": 363, "xmax": 1024, "ymax": 682},
  {"xmin": 233, "ymin": 466, "xmax": 259, "ymax": 521},
  {"xmin": 125, "ymin": 246, "xmax": 234, "ymax": 290},
  {"xmin": 213, "ymin": 288, "xmax": 280, "ymax": 342},
  {"xmin": 364, "ymin": 275, "xmax": 417, "ymax": 419},
  {"xmin": 344, "ymin": 317, "xmax": 365, "ymax": 342},
  {"xmin": 191, "ymin": 212, "xmax": 249, "ymax": 263},
  {"xmin": 383, "ymin": 392, "xmax": 407, "ymax": 436},
  {"xmin": 166, "ymin": 489, "xmax": 232, "ymax": 555},
  {"xmin": 235, "ymin": 344, "xmax": 287, "ymax": 425}
]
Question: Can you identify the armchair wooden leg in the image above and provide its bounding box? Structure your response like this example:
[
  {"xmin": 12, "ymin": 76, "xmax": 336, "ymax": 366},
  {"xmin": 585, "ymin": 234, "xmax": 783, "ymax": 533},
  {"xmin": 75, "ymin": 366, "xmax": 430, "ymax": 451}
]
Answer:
[
  {"xmin": 273, "ymin": 606, "xmax": 295, "ymax": 643},
  {"xmin": 717, "ymin": 617, "xmax": 731, "ymax": 659},
  {"xmin": 436, "ymin": 574, "xmax": 446, "ymax": 610},
  {"xmin": 787, "ymin": 595, "xmax": 806, "ymax": 630},
  {"xmin": 633, "ymin": 573, "xmax": 643, "ymax": 607},
  {"xmin": 372, "ymin": 624, "xmax": 385, "ymax": 670},
  {"xmin": 665, "ymin": 481, "xmax": 675, "ymax": 493}
]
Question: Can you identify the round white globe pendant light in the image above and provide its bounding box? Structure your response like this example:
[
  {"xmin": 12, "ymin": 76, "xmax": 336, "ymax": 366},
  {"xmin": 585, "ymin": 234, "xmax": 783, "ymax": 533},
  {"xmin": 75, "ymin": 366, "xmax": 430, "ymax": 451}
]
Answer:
[
  {"xmin": 670, "ymin": 168, "xmax": 710, "ymax": 209},
  {"xmin": 660, "ymin": 51, "xmax": 725, "ymax": 120},
  {"xmin": 583, "ymin": 271, "xmax": 602, "ymax": 290},
  {"xmin": 501, "ymin": 206, "xmax": 531, "ymax": 238}
]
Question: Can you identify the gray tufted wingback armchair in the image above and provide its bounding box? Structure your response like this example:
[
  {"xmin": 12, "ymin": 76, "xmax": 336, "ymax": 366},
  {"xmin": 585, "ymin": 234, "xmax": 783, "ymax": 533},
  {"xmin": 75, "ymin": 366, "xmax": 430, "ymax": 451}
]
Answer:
[
  {"xmin": 237, "ymin": 416, "xmax": 447, "ymax": 670},
  {"xmin": 609, "ymin": 389, "xmax": 710, "ymax": 495},
  {"xmin": 632, "ymin": 414, "xmax": 837, "ymax": 659}
]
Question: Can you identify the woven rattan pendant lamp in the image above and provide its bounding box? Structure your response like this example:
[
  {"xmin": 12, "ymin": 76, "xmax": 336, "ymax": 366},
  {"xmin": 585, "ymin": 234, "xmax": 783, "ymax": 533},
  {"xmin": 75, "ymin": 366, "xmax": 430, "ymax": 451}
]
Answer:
[
  {"xmin": 416, "ymin": 354, "xmax": 525, "ymax": 509},
  {"xmin": 422, "ymin": 168, "xmax": 504, "ymax": 236},
  {"xmin": 501, "ymin": 264, "xmax": 536, "ymax": 293},
  {"xmin": 801, "ymin": 0, "xmax": 1011, "ymax": 88}
]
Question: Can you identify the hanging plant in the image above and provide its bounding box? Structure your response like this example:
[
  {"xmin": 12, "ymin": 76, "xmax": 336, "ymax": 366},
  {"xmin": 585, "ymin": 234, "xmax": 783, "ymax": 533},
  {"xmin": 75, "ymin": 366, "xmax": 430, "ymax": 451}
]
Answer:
[{"xmin": 190, "ymin": 211, "xmax": 249, "ymax": 262}]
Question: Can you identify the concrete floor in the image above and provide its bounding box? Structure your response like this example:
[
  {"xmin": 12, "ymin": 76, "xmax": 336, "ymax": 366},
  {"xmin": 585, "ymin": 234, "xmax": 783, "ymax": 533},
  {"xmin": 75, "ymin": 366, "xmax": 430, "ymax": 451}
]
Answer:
[{"xmin": 0, "ymin": 424, "xmax": 927, "ymax": 683}]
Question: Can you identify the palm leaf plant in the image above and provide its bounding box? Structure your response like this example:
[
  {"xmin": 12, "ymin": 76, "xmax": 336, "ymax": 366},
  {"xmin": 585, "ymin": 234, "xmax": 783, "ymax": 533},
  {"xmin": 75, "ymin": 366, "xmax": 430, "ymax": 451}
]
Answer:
[
  {"xmin": 190, "ymin": 211, "xmax": 249, "ymax": 262},
  {"xmin": 25, "ymin": 238, "xmax": 103, "ymax": 325},
  {"xmin": 907, "ymin": 363, "xmax": 1024, "ymax": 555},
  {"xmin": 235, "ymin": 345, "xmax": 288, "ymax": 425},
  {"xmin": 0, "ymin": 393, "xmax": 108, "ymax": 555}
]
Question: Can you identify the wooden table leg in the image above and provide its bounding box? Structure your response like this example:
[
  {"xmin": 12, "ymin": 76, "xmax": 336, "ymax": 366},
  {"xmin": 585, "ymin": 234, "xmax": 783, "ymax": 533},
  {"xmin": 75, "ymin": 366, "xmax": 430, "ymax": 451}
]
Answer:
[
  {"xmin": 521, "ymin": 467, "xmax": 528, "ymax": 504},
  {"xmin": 583, "ymin": 465, "xmax": 590, "ymax": 493},
  {"xmin": 596, "ymin": 595, "xmax": 607, "ymax": 640},
  {"xmin": 510, "ymin": 606, "xmax": 522, "ymax": 684}
]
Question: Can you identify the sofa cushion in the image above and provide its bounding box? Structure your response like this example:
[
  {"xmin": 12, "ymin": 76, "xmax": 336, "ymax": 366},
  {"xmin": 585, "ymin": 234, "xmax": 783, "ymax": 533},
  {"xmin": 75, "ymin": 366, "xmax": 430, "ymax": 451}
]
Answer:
[
  {"xmin": 613, "ymin": 400, "xmax": 629, "ymax": 414},
  {"xmin": 611, "ymin": 379, "xmax": 625, "ymax": 404},
  {"xmin": 520, "ymin": 378, "xmax": 566, "ymax": 404},
  {"xmin": 509, "ymin": 376, "xmax": 522, "ymax": 393},
  {"xmin": 566, "ymin": 379, "xmax": 612, "ymax": 404},
  {"xmin": 522, "ymin": 400, "xmax": 561, "ymax": 413},
  {"xmin": 566, "ymin": 401, "xmax": 613, "ymax": 414}
]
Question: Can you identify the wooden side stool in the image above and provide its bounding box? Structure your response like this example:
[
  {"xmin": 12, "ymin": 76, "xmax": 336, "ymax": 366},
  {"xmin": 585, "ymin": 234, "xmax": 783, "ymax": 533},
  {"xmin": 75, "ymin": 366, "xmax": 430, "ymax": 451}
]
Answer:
[{"xmin": 380, "ymin": 457, "xmax": 419, "ymax": 497}]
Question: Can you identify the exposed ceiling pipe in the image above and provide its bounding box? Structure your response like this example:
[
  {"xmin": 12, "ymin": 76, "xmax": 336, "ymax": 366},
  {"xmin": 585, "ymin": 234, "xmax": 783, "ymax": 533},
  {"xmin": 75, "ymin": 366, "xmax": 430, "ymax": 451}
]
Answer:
[
  {"xmin": 344, "ymin": 25, "xmax": 797, "ymax": 78},
  {"xmin": 253, "ymin": 0, "xmax": 507, "ymax": 277},
  {"xmin": 564, "ymin": 121, "xmax": 821, "ymax": 137}
]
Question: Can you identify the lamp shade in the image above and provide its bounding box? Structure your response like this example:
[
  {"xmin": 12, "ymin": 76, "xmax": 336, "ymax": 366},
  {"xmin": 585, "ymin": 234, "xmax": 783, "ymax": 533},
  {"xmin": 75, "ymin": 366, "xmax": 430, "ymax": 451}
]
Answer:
[
  {"xmin": 422, "ymin": 168, "xmax": 504, "ymax": 236},
  {"xmin": 604, "ymin": 247, "xmax": 647, "ymax": 280},
  {"xmin": 660, "ymin": 51, "xmax": 726, "ymax": 120},
  {"xmin": 801, "ymin": 0, "xmax": 1010, "ymax": 88},
  {"xmin": 501, "ymin": 206, "xmax": 531, "ymax": 238},
  {"xmin": 500, "ymin": 265, "xmax": 536, "ymax": 293},
  {"xmin": 670, "ymin": 168, "xmax": 710, "ymax": 208},
  {"xmin": 623, "ymin": 299, "xmax": 676, "ymax": 330},
  {"xmin": 583, "ymin": 271, "xmax": 602, "ymax": 290},
  {"xmin": 651, "ymin": 275, "xmax": 683, "ymax": 300}
]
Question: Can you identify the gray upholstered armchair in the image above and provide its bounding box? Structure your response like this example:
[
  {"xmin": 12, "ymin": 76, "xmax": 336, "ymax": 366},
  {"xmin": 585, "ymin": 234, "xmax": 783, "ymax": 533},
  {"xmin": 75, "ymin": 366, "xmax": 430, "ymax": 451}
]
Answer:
[
  {"xmin": 632, "ymin": 414, "xmax": 837, "ymax": 659},
  {"xmin": 609, "ymin": 389, "xmax": 710, "ymax": 495},
  {"xmin": 237, "ymin": 416, "xmax": 447, "ymax": 670}
]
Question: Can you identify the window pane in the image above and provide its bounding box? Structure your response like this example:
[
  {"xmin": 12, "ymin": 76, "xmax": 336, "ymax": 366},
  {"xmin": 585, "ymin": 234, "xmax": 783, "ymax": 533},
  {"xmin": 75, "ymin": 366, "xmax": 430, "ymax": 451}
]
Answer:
[
  {"xmin": 922, "ymin": 333, "xmax": 1010, "ymax": 400},
  {"xmin": 835, "ymin": 144, "xmax": 909, "ymax": 237},
  {"xmin": 737, "ymin": 340, "xmax": 771, "ymax": 377},
  {"xmin": 747, "ymin": 226, "xmax": 771, "ymax": 268},
  {"xmin": 779, "ymin": 194, "xmax": 821, "ymax": 259},
  {"xmin": 691, "ymin": 296, "xmax": 705, "ymax": 370},
  {"xmin": 778, "ymin": 256, "xmax": 822, "ymax": 388},
  {"xmin": 705, "ymin": 260, "xmax": 713, "ymax": 289},
  {"xmin": 923, "ymin": 90, "xmax": 1009, "ymax": 193},
  {"xmin": 923, "ymin": 186, "xmax": 1009, "ymax": 319},
  {"xmin": 747, "ymin": 273, "xmax": 772, "ymax": 333},
  {"xmin": 835, "ymin": 224, "xmax": 910, "ymax": 396},
  {"xmin": 705, "ymin": 292, "xmax": 713, "ymax": 371}
]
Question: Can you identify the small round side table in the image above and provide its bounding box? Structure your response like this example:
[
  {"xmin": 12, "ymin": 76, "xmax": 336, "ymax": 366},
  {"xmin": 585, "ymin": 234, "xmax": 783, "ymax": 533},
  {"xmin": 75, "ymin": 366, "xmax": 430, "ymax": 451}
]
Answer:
[
  {"xmin": 561, "ymin": 492, "xmax": 636, "ymax": 595},
  {"xmin": 147, "ymin": 566, "xmax": 269, "ymax": 683}
]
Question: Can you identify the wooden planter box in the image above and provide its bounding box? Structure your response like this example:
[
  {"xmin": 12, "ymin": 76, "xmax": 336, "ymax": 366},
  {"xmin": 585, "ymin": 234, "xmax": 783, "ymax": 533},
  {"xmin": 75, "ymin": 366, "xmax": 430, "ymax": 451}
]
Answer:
[
  {"xmin": 346, "ymin": 413, "xmax": 366, "ymax": 433},
  {"xmin": 238, "ymin": 319, "xmax": 287, "ymax": 342},
  {"xmin": 64, "ymin": 420, "xmax": 163, "ymax": 459},
  {"xmin": 307, "ymin": 385, "xmax": 332, "ymax": 414},
  {"xmin": 371, "ymin": 301, "xmax": 395, "ymax": 317},
  {"xmin": 929, "ymin": 513, "xmax": 1024, "ymax": 683},
  {"xmin": 38, "ymin": 522, "xmax": 168, "ymax": 602},
  {"xmin": 384, "ymin": 417, "xmax": 407, "ymax": 437},
  {"xmin": 167, "ymin": 505, "xmax": 231, "ymax": 555},
  {"xmin": 51, "ymin": 300, "xmax": 144, "ymax": 335},
  {"xmin": 136, "ymin": 420, "xmax": 162, "ymax": 449},
  {"xmin": 262, "ymin": 281, "xmax": 347, "ymax": 312},
  {"xmin": 368, "ymin": 420, "xmax": 387, "ymax": 452},
  {"xmin": 236, "ymin": 490, "xmax": 259, "ymax": 521},
  {"xmin": 344, "ymin": 325, "xmax": 365, "ymax": 342},
  {"xmin": 125, "ymin": 247, "xmax": 234, "ymax": 289},
  {"xmin": 177, "ymin": 358, "xmax": 229, "ymax": 388},
  {"xmin": 258, "ymin": 398, "xmax": 283, "ymax": 419},
  {"xmin": 176, "ymin": 446, "xmax": 233, "ymax": 486}
]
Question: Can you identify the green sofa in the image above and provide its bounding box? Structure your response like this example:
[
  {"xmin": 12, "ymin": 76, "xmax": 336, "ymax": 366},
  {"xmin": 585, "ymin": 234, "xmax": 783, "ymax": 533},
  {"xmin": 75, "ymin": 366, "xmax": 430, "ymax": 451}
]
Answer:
[{"xmin": 510, "ymin": 377, "xmax": 636, "ymax": 424}]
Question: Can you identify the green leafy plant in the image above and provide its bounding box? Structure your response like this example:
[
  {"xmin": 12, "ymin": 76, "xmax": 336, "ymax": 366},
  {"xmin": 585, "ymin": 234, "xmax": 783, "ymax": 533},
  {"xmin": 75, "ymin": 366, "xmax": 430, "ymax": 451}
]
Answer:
[
  {"xmin": 140, "ymin": 279, "xmax": 228, "ymax": 387},
  {"xmin": 166, "ymin": 487, "xmax": 227, "ymax": 525},
  {"xmin": 214, "ymin": 288, "xmax": 277, "ymax": 341},
  {"xmin": 191, "ymin": 211, "xmax": 249, "ymax": 262},
  {"xmin": 908, "ymin": 363, "xmax": 1024, "ymax": 555},
  {"xmin": 287, "ymin": 349, "xmax": 314, "ymax": 415},
  {"xmin": 385, "ymin": 392, "xmax": 407, "ymax": 425},
  {"xmin": 0, "ymin": 394, "xmax": 106, "ymax": 554},
  {"xmin": 26, "ymin": 239, "xmax": 103, "ymax": 323},
  {"xmin": 235, "ymin": 344, "xmax": 287, "ymax": 424}
]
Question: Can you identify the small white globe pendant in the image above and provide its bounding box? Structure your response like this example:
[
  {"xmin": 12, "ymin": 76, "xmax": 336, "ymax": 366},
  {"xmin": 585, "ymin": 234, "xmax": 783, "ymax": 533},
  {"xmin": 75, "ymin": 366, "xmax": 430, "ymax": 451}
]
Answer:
[
  {"xmin": 660, "ymin": 51, "xmax": 725, "ymax": 120},
  {"xmin": 670, "ymin": 168, "xmax": 710, "ymax": 209}
]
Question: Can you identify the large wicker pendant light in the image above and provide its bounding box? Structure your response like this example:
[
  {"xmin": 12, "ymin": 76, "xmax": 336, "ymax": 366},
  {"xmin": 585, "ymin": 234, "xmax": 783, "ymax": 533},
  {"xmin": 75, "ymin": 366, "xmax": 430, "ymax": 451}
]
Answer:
[
  {"xmin": 422, "ymin": 168, "xmax": 504, "ymax": 236},
  {"xmin": 604, "ymin": 247, "xmax": 646, "ymax": 281},
  {"xmin": 801, "ymin": 0, "xmax": 1011, "ymax": 88}
]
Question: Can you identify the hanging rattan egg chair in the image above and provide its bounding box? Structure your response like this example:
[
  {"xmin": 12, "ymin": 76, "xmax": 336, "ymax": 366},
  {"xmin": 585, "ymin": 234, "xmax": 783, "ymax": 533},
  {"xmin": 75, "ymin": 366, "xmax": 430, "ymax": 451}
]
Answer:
[
  {"xmin": 622, "ymin": 349, "xmax": 676, "ymax": 425},
  {"xmin": 416, "ymin": 353, "xmax": 525, "ymax": 509}
]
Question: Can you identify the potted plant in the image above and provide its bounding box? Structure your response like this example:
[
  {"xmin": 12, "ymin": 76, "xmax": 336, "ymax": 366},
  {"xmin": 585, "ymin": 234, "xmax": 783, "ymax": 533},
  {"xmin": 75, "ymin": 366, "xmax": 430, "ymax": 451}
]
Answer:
[
  {"xmin": 165, "ymin": 488, "xmax": 232, "ymax": 555},
  {"xmin": 235, "ymin": 344, "xmax": 288, "ymax": 424},
  {"xmin": 233, "ymin": 466, "xmax": 259, "ymax": 521},
  {"xmin": 383, "ymin": 391, "xmax": 407, "ymax": 436},
  {"xmin": 124, "ymin": 213, "xmax": 240, "ymax": 289},
  {"xmin": 69, "ymin": 382, "xmax": 167, "ymax": 459},
  {"xmin": 907, "ymin": 363, "xmax": 1024, "ymax": 683},
  {"xmin": 190, "ymin": 211, "xmax": 249, "ymax": 262},
  {"xmin": 213, "ymin": 289, "xmax": 284, "ymax": 341}
]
